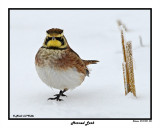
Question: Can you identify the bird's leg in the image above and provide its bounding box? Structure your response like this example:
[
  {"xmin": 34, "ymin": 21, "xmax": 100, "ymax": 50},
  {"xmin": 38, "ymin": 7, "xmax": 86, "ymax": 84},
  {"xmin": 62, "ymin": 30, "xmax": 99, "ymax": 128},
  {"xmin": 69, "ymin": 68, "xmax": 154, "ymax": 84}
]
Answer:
[
  {"xmin": 48, "ymin": 89, "xmax": 68, "ymax": 101},
  {"xmin": 60, "ymin": 89, "xmax": 67, "ymax": 97},
  {"xmin": 54, "ymin": 89, "xmax": 67, "ymax": 97},
  {"xmin": 48, "ymin": 93, "xmax": 62, "ymax": 101}
]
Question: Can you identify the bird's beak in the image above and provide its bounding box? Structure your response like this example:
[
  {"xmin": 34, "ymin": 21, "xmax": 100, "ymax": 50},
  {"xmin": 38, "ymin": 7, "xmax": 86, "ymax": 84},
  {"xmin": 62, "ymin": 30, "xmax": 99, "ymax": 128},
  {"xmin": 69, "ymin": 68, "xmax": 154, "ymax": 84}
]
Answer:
[{"xmin": 52, "ymin": 37, "xmax": 56, "ymax": 40}]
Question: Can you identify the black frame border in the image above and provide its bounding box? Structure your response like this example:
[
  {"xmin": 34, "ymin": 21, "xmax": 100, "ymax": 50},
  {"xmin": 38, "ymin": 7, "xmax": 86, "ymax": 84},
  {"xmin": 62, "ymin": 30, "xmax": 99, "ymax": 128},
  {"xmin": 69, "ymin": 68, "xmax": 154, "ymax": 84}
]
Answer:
[{"xmin": 8, "ymin": 8, "xmax": 152, "ymax": 120}]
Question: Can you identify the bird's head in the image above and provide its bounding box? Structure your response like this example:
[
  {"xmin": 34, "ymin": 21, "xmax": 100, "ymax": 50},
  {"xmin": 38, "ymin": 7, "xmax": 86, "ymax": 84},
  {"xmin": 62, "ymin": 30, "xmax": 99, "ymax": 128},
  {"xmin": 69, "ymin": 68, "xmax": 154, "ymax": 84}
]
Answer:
[{"xmin": 43, "ymin": 28, "xmax": 68, "ymax": 49}]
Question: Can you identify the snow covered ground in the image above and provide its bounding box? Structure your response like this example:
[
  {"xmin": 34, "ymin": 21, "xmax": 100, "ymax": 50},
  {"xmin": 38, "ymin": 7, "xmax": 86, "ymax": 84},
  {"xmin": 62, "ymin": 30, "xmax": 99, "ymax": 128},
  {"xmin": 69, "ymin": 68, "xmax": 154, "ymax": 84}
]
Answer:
[{"xmin": 10, "ymin": 10, "xmax": 150, "ymax": 118}]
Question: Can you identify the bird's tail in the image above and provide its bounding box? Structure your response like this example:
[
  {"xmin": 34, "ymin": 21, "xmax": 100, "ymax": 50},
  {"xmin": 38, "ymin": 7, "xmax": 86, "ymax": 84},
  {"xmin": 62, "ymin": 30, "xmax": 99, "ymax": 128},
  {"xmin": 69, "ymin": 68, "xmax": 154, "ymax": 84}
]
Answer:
[{"xmin": 83, "ymin": 60, "xmax": 99, "ymax": 65}]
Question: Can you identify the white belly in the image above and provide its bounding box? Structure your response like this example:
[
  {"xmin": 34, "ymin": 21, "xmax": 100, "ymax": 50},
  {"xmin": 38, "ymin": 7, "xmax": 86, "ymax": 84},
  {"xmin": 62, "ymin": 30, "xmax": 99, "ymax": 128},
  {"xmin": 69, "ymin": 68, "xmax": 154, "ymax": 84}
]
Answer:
[{"xmin": 36, "ymin": 66, "xmax": 85, "ymax": 90}]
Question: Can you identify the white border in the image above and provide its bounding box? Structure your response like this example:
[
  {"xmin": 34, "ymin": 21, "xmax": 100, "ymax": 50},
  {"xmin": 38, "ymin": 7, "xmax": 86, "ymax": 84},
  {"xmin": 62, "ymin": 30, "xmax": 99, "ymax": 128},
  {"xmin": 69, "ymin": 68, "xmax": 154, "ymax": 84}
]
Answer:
[{"xmin": 1, "ymin": 0, "xmax": 159, "ymax": 128}]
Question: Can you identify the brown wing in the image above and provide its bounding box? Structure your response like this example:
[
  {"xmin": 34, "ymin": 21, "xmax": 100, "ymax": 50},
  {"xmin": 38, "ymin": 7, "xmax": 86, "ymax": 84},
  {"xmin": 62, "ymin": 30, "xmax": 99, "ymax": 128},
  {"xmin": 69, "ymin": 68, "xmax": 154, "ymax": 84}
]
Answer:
[
  {"xmin": 54, "ymin": 48, "xmax": 89, "ymax": 76},
  {"xmin": 67, "ymin": 48, "xmax": 89, "ymax": 76},
  {"xmin": 68, "ymin": 48, "xmax": 99, "ymax": 76}
]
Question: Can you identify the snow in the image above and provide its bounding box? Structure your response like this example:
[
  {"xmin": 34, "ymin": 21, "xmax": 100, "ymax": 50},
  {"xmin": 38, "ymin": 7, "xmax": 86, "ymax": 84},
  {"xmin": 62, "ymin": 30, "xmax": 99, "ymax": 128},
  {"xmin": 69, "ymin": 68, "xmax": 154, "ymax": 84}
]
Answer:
[{"xmin": 10, "ymin": 10, "xmax": 150, "ymax": 118}]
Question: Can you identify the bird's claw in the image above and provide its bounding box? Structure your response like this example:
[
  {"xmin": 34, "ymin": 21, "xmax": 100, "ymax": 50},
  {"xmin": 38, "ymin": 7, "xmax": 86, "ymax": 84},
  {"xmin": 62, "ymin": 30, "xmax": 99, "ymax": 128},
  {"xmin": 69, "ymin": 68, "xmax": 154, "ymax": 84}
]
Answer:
[
  {"xmin": 61, "ymin": 94, "xmax": 67, "ymax": 97},
  {"xmin": 57, "ymin": 98, "xmax": 63, "ymax": 101},
  {"xmin": 48, "ymin": 96, "xmax": 63, "ymax": 101}
]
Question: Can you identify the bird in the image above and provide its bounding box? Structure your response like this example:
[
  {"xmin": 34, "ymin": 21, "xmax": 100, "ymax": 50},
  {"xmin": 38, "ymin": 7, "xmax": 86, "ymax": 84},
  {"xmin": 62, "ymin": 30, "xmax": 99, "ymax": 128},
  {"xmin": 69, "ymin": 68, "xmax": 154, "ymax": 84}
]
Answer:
[{"xmin": 35, "ymin": 28, "xmax": 99, "ymax": 101}]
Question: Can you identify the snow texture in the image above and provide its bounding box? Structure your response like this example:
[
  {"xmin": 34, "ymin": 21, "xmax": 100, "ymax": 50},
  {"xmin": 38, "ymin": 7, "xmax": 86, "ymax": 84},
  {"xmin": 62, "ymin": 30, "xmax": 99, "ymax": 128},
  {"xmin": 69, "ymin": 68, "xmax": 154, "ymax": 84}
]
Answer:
[{"xmin": 10, "ymin": 10, "xmax": 150, "ymax": 118}]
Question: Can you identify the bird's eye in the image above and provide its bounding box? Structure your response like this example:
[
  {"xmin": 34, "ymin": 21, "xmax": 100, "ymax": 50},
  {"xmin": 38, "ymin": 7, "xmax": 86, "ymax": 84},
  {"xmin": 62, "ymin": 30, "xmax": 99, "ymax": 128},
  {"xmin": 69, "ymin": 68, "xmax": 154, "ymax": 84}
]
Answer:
[
  {"xmin": 56, "ymin": 37, "xmax": 64, "ymax": 45},
  {"xmin": 45, "ymin": 37, "xmax": 52, "ymax": 45},
  {"xmin": 61, "ymin": 41, "xmax": 64, "ymax": 45},
  {"xmin": 60, "ymin": 38, "xmax": 64, "ymax": 45}
]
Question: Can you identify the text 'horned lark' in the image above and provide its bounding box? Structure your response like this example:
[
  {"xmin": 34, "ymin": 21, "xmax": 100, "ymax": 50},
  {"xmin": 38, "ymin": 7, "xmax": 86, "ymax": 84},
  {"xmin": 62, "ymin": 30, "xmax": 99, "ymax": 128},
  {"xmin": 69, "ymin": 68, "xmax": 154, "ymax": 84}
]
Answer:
[{"xmin": 35, "ymin": 28, "xmax": 99, "ymax": 101}]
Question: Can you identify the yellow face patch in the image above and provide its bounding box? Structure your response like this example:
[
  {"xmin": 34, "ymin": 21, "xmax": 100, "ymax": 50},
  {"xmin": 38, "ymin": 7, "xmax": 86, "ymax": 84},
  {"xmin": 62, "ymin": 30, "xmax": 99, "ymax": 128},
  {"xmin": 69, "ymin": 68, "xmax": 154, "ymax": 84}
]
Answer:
[
  {"xmin": 47, "ymin": 40, "xmax": 62, "ymax": 47},
  {"xmin": 43, "ymin": 34, "xmax": 68, "ymax": 49}
]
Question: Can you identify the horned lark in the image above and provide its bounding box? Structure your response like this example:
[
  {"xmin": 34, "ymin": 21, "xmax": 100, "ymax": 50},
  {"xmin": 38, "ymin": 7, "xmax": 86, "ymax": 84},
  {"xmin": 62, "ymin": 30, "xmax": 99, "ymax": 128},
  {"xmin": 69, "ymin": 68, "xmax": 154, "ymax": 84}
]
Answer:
[{"xmin": 35, "ymin": 28, "xmax": 99, "ymax": 101}]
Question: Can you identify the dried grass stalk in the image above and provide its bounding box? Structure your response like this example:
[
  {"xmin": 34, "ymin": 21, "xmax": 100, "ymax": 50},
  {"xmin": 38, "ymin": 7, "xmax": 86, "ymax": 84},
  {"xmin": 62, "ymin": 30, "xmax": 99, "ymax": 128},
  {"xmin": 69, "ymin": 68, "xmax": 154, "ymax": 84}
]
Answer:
[
  {"xmin": 126, "ymin": 42, "xmax": 136, "ymax": 97},
  {"xmin": 121, "ymin": 30, "xmax": 131, "ymax": 93},
  {"xmin": 117, "ymin": 20, "xmax": 128, "ymax": 32},
  {"xmin": 121, "ymin": 29, "xmax": 136, "ymax": 97},
  {"xmin": 122, "ymin": 62, "xmax": 128, "ymax": 95}
]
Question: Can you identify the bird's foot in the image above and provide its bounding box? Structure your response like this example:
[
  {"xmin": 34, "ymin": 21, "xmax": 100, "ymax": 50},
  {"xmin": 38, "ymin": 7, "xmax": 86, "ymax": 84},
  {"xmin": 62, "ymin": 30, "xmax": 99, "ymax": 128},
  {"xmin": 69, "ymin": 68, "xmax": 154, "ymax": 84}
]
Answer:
[
  {"xmin": 48, "ymin": 95, "xmax": 63, "ymax": 101},
  {"xmin": 48, "ymin": 90, "xmax": 67, "ymax": 101}
]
